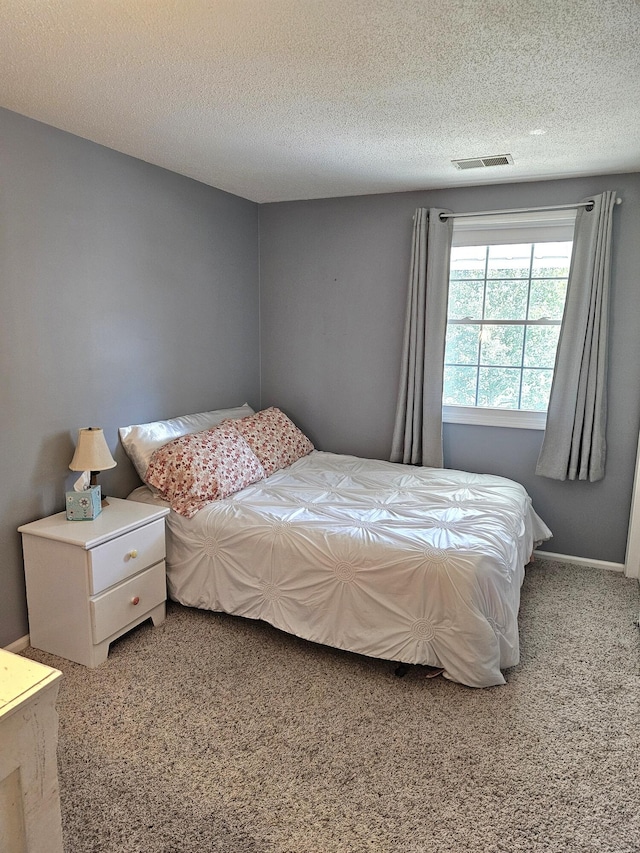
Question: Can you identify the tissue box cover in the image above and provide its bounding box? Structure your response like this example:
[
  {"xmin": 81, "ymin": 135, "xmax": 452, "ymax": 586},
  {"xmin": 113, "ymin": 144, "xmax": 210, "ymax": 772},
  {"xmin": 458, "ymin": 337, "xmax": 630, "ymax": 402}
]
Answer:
[{"xmin": 66, "ymin": 486, "xmax": 102, "ymax": 520}]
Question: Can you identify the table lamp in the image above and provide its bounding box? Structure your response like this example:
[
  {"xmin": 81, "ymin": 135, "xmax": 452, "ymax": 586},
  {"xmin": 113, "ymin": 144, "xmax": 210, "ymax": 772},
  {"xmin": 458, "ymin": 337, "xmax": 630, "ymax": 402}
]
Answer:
[{"xmin": 69, "ymin": 427, "xmax": 117, "ymax": 506}]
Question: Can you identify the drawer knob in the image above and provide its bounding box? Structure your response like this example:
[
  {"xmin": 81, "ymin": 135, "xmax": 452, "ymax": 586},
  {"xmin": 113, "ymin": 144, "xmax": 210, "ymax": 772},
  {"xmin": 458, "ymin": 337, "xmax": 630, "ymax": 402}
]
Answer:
[
  {"xmin": 128, "ymin": 549, "xmax": 138, "ymax": 559},
  {"xmin": 131, "ymin": 596, "xmax": 140, "ymax": 606}
]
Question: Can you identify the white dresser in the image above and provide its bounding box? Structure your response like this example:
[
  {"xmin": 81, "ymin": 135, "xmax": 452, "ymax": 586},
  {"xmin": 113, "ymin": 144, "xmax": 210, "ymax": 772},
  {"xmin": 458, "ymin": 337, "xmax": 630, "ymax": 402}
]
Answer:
[
  {"xmin": 0, "ymin": 649, "xmax": 63, "ymax": 853},
  {"xmin": 19, "ymin": 498, "xmax": 170, "ymax": 667}
]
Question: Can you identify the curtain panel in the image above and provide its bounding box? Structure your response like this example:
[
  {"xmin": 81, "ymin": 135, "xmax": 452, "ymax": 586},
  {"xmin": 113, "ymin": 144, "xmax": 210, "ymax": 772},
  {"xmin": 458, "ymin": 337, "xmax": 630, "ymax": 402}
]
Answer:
[
  {"xmin": 390, "ymin": 208, "xmax": 453, "ymax": 468},
  {"xmin": 536, "ymin": 191, "xmax": 617, "ymax": 481}
]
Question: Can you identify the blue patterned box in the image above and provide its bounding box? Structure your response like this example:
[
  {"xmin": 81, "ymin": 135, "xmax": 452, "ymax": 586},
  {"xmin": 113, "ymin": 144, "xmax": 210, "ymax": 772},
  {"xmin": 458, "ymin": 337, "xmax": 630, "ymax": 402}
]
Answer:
[{"xmin": 66, "ymin": 486, "xmax": 102, "ymax": 520}]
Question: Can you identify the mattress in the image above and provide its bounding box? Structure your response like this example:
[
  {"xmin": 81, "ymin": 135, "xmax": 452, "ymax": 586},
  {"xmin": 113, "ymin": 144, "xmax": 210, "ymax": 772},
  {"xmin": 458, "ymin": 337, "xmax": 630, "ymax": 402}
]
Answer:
[{"xmin": 129, "ymin": 450, "xmax": 551, "ymax": 687}]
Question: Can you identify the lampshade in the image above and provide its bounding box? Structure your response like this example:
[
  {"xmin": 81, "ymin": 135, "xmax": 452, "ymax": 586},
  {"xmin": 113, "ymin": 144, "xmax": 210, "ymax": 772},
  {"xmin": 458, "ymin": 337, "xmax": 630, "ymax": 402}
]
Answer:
[{"xmin": 69, "ymin": 428, "xmax": 117, "ymax": 473}]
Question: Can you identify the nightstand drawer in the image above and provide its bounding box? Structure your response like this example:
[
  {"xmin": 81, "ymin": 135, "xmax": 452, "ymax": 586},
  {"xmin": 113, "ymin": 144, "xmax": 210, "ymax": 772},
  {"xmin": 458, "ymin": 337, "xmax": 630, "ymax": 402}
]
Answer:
[
  {"xmin": 89, "ymin": 518, "xmax": 165, "ymax": 594},
  {"xmin": 91, "ymin": 562, "xmax": 166, "ymax": 643}
]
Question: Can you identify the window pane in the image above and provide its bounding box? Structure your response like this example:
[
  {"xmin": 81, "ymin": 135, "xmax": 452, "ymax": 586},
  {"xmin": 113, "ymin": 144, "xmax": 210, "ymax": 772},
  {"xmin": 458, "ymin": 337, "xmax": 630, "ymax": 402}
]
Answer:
[
  {"xmin": 524, "ymin": 326, "xmax": 561, "ymax": 368},
  {"xmin": 484, "ymin": 280, "xmax": 529, "ymax": 320},
  {"xmin": 486, "ymin": 244, "xmax": 531, "ymax": 279},
  {"xmin": 521, "ymin": 368, "xmax": 554, "ymax": 411},
  {"xmin": 528, "ymin": 279, "xmax": 568, "ymax": 320},
  {"xmin": 445, "ymin": 236, "xmax": 572, "ymax": 417},
  {"xmin": 444, "ymin": 323, "xmax": 480, "ymax": 364},
  {"xmin": 444, "ymin": 365, "xmax": 477, "ymax": 406},
  {"xmin": 478, "ymin": 367, "xmax": 521, "ymax": 408},
  {"xmin": 532, "ymin": 242, "xmax": 572, "ymax": 277},
  {"xmin": 448, "ymin": 280, "xmax": 484, "ymax": 319},
  {"xmin": 479, "ymin": 325, "xmax": 525, "ymax": 367},
  {"xmin": 450, "ymin": 246, "xmax": 486, "ymax": 280}
]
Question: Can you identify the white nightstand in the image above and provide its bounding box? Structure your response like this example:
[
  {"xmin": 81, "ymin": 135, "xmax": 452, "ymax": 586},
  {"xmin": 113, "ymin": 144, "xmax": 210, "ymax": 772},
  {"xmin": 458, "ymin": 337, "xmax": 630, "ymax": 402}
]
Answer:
[{"xmin": 19, "ymin": 498, "xmax": 170, "ymax": 667}]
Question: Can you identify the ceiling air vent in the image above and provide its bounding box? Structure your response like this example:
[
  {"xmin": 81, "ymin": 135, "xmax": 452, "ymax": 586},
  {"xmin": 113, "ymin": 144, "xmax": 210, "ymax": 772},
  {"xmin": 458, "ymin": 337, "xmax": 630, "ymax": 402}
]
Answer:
[{"xmin": 452, "ymin": 154, "xmax": 514, "ymax": 170}]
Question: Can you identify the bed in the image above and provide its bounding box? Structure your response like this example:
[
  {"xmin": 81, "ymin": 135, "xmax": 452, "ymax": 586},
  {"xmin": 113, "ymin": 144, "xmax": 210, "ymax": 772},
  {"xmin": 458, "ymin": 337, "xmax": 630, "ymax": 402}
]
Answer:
[{"xmin": 120, "ymin": 406, "xmax": 551, "ymax": 688}]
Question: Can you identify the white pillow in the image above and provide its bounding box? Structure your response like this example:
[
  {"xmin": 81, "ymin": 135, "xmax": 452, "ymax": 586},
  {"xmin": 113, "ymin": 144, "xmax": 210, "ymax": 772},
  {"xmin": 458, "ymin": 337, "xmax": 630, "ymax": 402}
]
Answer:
[{"xmin": 119, "ymin": 403, "xmax": 255, "ymax": 483}]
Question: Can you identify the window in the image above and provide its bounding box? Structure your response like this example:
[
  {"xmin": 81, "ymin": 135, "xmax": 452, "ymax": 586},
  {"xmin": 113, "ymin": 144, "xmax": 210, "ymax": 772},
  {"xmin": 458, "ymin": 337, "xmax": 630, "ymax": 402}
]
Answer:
[{"xmin": 443, "ymin": 210, "xmax": 575, "ymax": 429}]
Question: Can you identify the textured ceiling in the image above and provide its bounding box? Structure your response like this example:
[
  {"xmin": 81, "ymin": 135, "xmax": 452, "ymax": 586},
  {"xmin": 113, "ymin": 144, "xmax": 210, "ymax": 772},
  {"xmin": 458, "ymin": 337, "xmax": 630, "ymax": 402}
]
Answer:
[{"xmin": 1, "ymin": 1, "xmax": 639, "ymax": 203}]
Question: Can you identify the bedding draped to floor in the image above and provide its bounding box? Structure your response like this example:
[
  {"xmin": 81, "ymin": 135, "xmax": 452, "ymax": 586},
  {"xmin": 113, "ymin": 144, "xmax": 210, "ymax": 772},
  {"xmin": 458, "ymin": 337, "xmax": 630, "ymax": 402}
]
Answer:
[{"xmin": 131, "ymin": 450, "xmax": 551, "ymax": 687}]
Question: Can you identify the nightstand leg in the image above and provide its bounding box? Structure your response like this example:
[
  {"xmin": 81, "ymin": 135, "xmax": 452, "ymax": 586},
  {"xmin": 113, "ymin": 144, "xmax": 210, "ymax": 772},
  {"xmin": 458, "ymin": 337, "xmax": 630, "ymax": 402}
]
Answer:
[
  {"xmin": 149, "ymin": 602, "xmax": 166, "ymax": 627},
  {"xmin": 89, "ymin": 640, "xmax": 111, "ymax": 668}
]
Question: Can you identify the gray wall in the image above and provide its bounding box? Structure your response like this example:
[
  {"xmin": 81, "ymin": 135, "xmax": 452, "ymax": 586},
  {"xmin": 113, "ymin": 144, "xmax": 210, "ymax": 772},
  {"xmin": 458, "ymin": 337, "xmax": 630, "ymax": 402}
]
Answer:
[
  {"xmin": 259, "ymin": 174, "xmax": 640, "ymax": 564},
  {"xmin": 0, "ymin": 108, "xmax": 260, "ymax": 646}
]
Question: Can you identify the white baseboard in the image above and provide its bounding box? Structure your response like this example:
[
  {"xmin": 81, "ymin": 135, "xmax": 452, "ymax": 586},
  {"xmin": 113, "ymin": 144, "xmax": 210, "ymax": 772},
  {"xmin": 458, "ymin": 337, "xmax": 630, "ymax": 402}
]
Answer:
[
  {"xmin": 533, "ymin": 549, "xmax": 624, "ymax": 573},
  {"xmin": 4, "ymin": 635, "xmax": 30, "ymax": 654}
]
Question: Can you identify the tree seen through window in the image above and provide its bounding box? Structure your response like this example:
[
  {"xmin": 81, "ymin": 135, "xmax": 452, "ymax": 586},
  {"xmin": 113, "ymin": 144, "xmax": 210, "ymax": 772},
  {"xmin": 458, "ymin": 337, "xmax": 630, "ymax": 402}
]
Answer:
[{"xmin": 444, "ymin": 242, "xmax": 572, "ymax": 411}]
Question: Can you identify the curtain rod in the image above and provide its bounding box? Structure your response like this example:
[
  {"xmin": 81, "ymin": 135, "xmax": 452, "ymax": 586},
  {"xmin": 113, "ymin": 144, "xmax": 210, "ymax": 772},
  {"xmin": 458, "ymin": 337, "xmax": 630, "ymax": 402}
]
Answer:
[{"xmin": 439, "ymin": 197, "xmax": 622, "ymax": 222}]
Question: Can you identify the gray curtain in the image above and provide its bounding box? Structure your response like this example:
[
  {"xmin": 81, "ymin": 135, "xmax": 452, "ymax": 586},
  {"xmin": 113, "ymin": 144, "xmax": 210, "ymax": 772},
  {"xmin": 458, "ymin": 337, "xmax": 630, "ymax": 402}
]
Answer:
[
  {"xmin": 390, "ymin": 208, "xmax": 453, "ymax": 468},
  {"xmin": 536, "ymin": 191, "xmax": 617, "ymax": 481}
]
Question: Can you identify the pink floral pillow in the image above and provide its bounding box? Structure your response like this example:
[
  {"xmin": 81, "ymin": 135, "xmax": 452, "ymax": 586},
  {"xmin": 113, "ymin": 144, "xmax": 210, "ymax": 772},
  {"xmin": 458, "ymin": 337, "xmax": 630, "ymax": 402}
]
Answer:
[
  {"xmin": 229, "ymin": 407, "xmax": 314, "ymax": 477},
  {"xmin": 145, "ymin": 423, "xmax": 265, "ymax": 518}
]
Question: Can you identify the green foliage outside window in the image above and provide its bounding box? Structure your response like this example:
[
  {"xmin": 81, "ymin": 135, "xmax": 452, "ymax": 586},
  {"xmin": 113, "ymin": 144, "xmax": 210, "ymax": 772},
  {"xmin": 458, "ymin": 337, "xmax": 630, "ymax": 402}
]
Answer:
[{"xmin": 444, "ymin": 242, "xmax": 572, "ymax": 412}]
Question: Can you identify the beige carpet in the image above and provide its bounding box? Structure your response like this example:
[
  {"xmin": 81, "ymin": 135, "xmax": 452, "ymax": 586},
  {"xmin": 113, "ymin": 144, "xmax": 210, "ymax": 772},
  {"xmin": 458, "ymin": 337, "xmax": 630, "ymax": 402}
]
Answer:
[{"xmin": 24, "ymin": 559, "xmax": 640, "ymax": 853}]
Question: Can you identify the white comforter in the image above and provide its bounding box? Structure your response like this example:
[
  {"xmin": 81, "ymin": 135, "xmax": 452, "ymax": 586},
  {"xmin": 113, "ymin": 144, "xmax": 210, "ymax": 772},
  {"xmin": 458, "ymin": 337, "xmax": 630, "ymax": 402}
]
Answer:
[{"xmin": 130, "ymin": 451, "xmax": 551, "ymax": 687}]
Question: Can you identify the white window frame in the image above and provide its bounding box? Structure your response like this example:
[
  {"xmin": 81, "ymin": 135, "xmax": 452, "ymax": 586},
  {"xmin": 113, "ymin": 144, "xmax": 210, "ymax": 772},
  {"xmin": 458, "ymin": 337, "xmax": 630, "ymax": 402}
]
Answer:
[{"xmin": 443, "ymin": 209, "xmax": 576, "ymax": 430}]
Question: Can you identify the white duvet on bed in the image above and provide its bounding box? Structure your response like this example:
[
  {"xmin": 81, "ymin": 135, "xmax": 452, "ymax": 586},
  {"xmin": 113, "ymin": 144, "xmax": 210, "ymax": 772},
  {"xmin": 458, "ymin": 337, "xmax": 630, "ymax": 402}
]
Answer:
[{"xmin": 129, "ymin": 451, "xmax": 551, "ymax": 687}]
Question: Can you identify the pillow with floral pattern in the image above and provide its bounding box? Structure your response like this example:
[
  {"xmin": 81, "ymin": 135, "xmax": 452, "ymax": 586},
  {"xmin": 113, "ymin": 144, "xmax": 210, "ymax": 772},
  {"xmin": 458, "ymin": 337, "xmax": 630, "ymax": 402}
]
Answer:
[
  {"xmin": 229, "ymin": 407, "xmax": 314, "ymax": 477},
  {"xmin": 145, "ymin": 422, "xmax": 265, "ymax": 518}
]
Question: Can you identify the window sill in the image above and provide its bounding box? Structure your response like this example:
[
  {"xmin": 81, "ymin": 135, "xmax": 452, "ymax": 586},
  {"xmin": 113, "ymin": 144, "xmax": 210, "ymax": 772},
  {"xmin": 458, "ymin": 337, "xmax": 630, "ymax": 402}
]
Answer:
[{"xmin": 443, "ymin": 405, "xmax": 547, "ymax": 430}]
